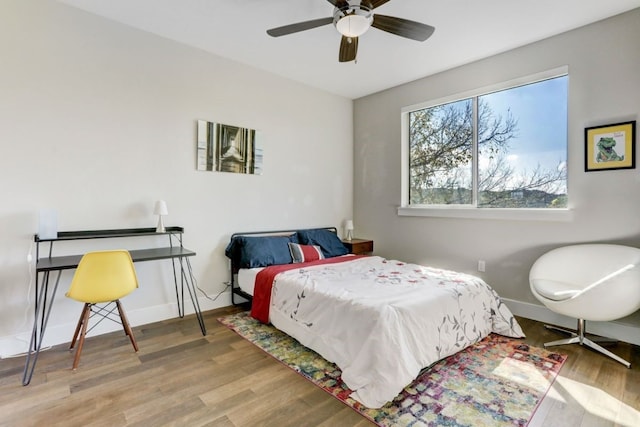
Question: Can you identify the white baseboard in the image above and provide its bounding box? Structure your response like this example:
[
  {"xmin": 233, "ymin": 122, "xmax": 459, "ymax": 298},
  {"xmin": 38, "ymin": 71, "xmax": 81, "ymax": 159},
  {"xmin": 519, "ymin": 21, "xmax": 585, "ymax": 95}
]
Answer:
[
  {"xmin": 3, "ymin": 294, "xmax": 636, "ymax": 359},
  {"xmin": 503, "ymin": 298, "xmax": 640, "ymax": 347},
  {"xmin": 0, "ymin": 291, "xmax": 231, "ymax": 359}
]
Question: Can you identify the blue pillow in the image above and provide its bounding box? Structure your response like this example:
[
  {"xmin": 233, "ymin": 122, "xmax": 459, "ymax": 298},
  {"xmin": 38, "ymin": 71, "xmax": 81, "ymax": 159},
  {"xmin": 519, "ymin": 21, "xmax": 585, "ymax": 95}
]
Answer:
[
  {"xmin": 224, "ymin": 237, "xmax": 242, "ymax": 261},
  {"xmin": 226, "ymin": 234, "xmax": 298, "ymax": 268},
  {"xmin": 297, "ymin": 228, "xmax": 348, "ymax": 258}
]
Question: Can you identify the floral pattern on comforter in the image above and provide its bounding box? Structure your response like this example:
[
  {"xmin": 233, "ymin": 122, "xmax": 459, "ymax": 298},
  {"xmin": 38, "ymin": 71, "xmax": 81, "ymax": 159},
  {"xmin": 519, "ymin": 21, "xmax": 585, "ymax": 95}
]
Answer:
[{"xmin": 267, "ymin": 255, "xmax": 524, "ymax": 408}]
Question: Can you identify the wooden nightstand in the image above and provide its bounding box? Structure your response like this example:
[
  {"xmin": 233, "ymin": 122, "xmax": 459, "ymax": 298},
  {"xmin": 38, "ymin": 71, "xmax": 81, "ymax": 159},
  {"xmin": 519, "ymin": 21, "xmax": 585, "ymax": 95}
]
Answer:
[{"xmin": 342, "ymin": 238, "xmax": 374, "ymax": 255}]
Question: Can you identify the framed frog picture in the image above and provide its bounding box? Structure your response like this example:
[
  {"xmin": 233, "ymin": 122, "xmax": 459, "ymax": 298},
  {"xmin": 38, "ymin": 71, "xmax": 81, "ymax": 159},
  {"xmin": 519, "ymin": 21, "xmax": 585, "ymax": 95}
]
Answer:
[{"xmin": 585, "ymin": 120, "xmax": 636, "ymax": 172}]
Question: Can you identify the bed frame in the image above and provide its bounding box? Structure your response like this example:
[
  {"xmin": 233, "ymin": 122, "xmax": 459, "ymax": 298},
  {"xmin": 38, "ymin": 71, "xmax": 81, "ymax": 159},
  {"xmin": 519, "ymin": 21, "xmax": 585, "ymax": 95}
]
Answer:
[{"xmin": 228, "ymin": 227, "xmax": 338, "ymax": 306}]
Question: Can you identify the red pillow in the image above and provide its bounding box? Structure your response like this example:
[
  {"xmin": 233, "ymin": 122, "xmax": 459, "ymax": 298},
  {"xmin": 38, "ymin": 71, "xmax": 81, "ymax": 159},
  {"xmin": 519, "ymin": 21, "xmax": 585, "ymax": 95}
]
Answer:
[{"xmin": 288, "ymin": 242, "xmax": 324, "ymax": 263}]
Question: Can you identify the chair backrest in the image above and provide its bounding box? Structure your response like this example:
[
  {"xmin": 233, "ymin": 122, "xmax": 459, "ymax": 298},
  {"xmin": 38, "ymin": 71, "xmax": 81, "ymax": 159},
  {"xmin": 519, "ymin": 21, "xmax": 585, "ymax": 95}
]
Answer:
[
  {"xmin": 530, "ymin": 244, "xmax": 640, "ymax": 321},
  {"xmin": 66, "ymin": 250, "xmax": 139, "ymax": 304},
  {"xmin": 530, "ymin": 244, "xmax": 640, "ymax": 288}
]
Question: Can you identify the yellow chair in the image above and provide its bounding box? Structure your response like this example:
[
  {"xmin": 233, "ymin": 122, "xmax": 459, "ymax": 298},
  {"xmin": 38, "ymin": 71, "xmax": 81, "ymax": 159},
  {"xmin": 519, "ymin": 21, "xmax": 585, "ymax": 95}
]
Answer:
[{"xmin": 66, "ymin": 250, "xmax": 139, "ymax": 370}]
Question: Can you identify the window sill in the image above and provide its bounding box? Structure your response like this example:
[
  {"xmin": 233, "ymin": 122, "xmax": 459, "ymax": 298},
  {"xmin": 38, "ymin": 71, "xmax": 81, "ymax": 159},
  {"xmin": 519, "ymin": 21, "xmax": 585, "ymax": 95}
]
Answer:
[{"xmin": 397, "ymin": 206, "xmax": 573, "ymax": 222}]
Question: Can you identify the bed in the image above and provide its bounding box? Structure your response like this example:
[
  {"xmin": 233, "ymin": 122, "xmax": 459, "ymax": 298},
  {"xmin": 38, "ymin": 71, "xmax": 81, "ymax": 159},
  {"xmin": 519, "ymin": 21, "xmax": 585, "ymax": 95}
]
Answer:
[{"xmin": 225, "ymin": 227, "xmax": 524, "ymax": 409}]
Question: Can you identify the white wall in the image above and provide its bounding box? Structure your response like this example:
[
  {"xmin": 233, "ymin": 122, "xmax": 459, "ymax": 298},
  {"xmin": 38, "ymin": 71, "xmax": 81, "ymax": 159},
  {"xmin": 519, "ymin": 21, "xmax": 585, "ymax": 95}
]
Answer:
[
  {"xmin": 354, "ymin": 9, "xmax": 640, "ymax": 342},
  {"xmin": 0, "ymin": 0, "xmax": 353, "ymax": 357}
]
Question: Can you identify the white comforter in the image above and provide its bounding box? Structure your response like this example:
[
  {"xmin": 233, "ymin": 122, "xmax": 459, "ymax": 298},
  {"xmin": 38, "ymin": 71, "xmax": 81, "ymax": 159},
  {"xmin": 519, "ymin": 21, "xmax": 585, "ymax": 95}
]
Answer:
[{"xmin": 267, "ymin": 255, "xmax": 524, "ymax": 408}]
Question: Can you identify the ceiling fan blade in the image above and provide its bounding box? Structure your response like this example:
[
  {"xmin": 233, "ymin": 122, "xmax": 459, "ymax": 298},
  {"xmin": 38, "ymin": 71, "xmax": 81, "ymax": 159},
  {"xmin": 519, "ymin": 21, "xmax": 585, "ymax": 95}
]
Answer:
[
  {"xmin": 267, "ymin": 17, "xmax": 333, "ymax": 37},
  {"xmin": 339, "ymin": 36, "xmax": 359, "ymax": 62},
  {"xmin": 326, "ymin": 0, "xmax": 349, "ymax": 7},
  {"xmin": 362, "ymin": 0, "xmax": 391, "ymax": 9},
  {"xmin": 372, "ymin": 14, "xmax": 435, "ymax": 42}
]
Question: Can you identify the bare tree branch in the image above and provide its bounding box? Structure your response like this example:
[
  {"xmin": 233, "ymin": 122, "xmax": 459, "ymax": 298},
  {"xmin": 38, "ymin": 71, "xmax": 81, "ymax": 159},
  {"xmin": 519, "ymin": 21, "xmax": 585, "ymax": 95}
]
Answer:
[{"xmin": 409, "ymin": 97, "xmax": 565, "ymax": 207}]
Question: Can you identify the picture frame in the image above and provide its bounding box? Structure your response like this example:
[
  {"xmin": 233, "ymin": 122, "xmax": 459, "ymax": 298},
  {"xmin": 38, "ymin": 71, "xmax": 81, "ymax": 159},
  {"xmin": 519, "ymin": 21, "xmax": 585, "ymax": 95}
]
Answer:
[
  {"xmin": 584, "ymin": 120, "xmax": 636, "ymax": 172},
  {"xmin": 196, "ymin": 119, "xmax": 263, "ymax": 175}
]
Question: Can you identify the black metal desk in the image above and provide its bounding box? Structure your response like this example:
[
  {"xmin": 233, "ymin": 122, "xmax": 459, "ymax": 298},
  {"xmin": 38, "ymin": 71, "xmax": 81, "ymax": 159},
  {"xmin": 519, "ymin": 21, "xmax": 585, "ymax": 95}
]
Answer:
[{"xmin": 22, "ymin": 227, "xmax": 206, "ymax": 385}]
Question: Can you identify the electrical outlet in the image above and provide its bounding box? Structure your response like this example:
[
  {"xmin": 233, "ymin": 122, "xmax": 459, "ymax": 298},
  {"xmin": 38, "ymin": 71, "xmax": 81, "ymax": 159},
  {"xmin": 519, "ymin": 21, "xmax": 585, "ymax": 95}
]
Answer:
[{"xmin": 477, "ymin": 260, "xmax": 486, "ymax": 272}]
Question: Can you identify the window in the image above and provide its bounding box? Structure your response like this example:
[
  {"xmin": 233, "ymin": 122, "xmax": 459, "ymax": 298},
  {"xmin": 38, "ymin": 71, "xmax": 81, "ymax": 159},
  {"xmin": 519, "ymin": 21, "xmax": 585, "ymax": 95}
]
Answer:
[{"xmin": 404, "ymin": 70, "xmax": 568, "ymax": 213}]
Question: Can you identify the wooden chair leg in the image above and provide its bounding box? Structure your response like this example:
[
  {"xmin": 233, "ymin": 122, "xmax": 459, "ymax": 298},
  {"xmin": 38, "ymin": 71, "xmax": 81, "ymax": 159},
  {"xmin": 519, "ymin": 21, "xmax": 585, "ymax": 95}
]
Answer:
[
  {"xmin": 72, "ymin": 304, "xmax": 91, "ymax": 370},
  {"xmin": 116, "ymin": 300, "xmax": 138, "ymax": 352},
  {"xmin": 70, "ymin": 303, "xmax": 90, "ymax": 350}
]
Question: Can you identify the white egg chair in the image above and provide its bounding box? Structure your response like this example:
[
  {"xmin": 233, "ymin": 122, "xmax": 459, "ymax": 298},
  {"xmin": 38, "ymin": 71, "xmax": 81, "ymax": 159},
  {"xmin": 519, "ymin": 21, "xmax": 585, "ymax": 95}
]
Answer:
[{"xmin": 529, "ymin": 244, "xmax": 640, "ymax": 368}]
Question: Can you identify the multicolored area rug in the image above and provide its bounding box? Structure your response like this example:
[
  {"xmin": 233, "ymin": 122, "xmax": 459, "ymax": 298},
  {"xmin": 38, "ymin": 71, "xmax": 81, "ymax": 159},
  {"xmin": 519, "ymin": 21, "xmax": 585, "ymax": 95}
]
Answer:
[{"xmin": 218, "ymin": 312, "xmax": 566, "ymax": 427}]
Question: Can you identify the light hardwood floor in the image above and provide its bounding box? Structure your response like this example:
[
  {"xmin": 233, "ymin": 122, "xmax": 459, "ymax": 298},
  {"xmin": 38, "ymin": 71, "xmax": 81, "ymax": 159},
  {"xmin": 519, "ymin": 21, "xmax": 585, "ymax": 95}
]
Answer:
[{"xmin": 0, "ymin": 307, "xmax": 638, "ymax": 426}]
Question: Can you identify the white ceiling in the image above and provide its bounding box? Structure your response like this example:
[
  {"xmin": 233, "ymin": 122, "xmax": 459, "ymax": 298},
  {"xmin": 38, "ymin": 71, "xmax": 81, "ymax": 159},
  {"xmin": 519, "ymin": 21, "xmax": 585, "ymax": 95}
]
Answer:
[{"xmin": 58, "ymin": 0, "xmax": 640, "ymax": 99}]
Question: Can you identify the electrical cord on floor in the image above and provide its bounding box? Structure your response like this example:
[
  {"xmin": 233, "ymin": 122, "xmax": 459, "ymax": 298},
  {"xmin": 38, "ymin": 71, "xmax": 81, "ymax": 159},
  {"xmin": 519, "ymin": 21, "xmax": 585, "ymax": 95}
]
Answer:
[
  {"xmin": 195, "ymin": 277, "xmax": 231, "ymax": 302},
  {"xmin": 0, "ymin": 242, "xmax": 53, "ymax": 359}
]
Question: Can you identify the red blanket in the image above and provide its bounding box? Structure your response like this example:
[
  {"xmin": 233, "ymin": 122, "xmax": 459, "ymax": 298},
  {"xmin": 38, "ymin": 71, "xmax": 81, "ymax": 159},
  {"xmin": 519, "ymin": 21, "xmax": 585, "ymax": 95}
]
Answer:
[{"xmin": 251, "ymin": 255, "xmax": 365, "ymax": 323}]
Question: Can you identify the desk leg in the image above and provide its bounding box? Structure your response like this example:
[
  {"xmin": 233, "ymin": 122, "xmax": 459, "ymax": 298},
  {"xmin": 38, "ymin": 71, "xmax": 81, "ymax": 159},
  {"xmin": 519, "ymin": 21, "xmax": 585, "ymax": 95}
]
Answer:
[
  {"xmin": 22, "ymin": 270, "xmax": 62, "ymax": 386},
  {"xmin": 184, "ymin": 258, "xmax": 206, "ymax": 335},
  {"xmin": 170, "ymin": 256, "xmax": 184, "ymax": 318},
  {"xmin": 172, "ymin": 257, "xmax": 206, "ymax": 335}
]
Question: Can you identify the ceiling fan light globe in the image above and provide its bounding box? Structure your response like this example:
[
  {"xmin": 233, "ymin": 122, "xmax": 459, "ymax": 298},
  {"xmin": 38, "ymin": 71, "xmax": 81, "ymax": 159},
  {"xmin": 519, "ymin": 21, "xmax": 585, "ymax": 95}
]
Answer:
[
  {"xmin": 336, "ymin": 14, "xmax": 371, "ymax": 37},
  {"xmin": 333, "ymin": 3, "xmax": 373, "ymax": 38}
]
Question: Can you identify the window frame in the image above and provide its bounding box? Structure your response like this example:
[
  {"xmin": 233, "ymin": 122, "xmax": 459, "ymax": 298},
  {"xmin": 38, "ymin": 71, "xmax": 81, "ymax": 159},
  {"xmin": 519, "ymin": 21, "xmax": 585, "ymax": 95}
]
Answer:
[{"xmin": 399, "ymin": 66, "xmax": 571, "ymax": 221}]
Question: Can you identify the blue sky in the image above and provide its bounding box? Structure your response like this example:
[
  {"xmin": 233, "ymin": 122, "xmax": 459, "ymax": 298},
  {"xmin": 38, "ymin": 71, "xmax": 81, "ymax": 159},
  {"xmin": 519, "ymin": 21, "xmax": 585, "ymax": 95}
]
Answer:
[{"xmin": 481, "ymin": 76, "xmax": 568, "ymax": 174}]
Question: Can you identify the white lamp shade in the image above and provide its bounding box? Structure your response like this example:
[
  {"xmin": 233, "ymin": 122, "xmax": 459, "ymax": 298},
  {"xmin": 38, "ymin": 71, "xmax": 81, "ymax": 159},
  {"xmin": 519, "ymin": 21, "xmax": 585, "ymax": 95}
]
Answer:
[
  {"xmin": 154, "ymin": 200, "xmax": 168, "ymax": 216},
  {"xmin": 344, "ymin": 219, "xmax": 354, "ymax": 240}
]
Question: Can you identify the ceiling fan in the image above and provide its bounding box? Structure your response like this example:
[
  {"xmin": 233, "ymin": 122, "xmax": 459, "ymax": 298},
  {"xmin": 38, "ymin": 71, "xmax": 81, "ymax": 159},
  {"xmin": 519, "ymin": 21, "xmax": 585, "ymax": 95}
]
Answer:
[{"xmin": 266, "ymin": 0, "xmax": 435, "ymax": 63}]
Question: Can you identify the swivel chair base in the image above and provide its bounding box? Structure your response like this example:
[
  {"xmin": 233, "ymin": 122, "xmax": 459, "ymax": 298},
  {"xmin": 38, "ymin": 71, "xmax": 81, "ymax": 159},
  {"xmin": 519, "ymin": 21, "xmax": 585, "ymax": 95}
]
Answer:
[{"xmin": 543, "ymin": 319, "xmax": 630, "ymax": 368}]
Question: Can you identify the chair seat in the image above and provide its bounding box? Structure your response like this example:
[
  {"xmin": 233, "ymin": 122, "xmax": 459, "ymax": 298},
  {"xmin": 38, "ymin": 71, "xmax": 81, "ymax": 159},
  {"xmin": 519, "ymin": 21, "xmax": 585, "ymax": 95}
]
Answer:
[{"xmin": 530, "ymin": 278, "xmax": 581, "ymax": 301}]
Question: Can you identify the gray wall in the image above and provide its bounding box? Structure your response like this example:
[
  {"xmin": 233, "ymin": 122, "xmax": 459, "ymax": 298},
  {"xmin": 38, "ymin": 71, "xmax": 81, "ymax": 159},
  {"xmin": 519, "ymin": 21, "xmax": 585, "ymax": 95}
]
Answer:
[{"xmin": 354, "ymin": 9, "xmax": 640, "ymax": 335}]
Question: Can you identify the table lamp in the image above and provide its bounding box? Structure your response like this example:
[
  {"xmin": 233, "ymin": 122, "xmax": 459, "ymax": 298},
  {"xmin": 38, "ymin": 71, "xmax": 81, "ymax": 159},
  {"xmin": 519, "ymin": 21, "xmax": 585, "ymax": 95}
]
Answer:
[
  {"xmin": 345, "ymin": 219, "xmax": 354, "ymax": 241},
  {"xmin": 154, "ymin": 200, "xmax": 168, "ymax": 232}
]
